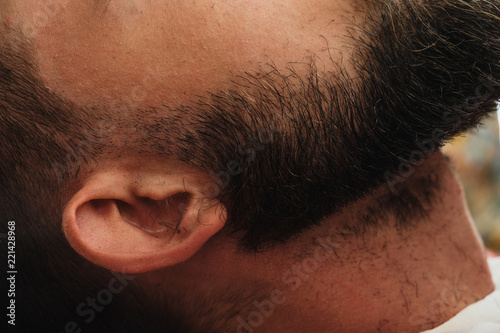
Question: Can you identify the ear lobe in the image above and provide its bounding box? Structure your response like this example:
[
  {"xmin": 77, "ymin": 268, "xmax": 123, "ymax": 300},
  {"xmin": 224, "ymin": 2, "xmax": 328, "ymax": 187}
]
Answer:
[{"xmin": 62, "ymin": 172, "xmax": 226, "ymax": 274}]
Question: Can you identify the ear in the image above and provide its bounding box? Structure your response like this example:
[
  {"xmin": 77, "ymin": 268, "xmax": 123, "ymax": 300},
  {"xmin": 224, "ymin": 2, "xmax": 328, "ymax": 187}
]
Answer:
[{"xmin": 62, "ymin": 169, "xmax": 226, "ymax": 273}]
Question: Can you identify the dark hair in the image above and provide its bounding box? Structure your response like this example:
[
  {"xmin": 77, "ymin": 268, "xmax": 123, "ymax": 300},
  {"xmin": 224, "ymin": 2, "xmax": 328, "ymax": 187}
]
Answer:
[
  {"xmin": 1, "ymin": 0, "xmax": 500, "ymax": 331},
  {"xmin": 161, "ymin": 0, "xmax": 500, "ymax": 250}
]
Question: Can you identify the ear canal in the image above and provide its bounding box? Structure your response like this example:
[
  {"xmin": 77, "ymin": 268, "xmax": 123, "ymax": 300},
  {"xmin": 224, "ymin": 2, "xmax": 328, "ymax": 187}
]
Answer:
[{"xmin": 115, "ymin": 192, "xmax": 191, "ymax": 239}]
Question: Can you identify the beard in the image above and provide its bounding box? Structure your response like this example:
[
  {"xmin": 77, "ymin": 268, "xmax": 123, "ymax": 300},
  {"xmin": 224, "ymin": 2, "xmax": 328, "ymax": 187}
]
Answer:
[{"xmin": 127, "ymin": 0, "xmax": 499, "ymax": 250}]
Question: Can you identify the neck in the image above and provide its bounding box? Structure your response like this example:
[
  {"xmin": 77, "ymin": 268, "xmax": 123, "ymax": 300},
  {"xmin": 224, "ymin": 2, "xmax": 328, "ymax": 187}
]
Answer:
[{"xmin": 142, "ymin": 151, "xmax": 494, "ymax": 333}]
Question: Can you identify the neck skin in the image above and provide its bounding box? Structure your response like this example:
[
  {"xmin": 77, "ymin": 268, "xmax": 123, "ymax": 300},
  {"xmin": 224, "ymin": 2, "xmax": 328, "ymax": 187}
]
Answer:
[{"xmin": 140, "ymin": 151, "xmax": 494, "ymax": 333}]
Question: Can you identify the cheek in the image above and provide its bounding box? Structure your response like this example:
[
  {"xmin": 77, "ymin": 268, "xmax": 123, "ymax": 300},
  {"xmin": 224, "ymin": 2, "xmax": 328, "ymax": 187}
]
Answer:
[{"xmin": 31, "ymin": 0, "xmax": 358, "ymax": 109}]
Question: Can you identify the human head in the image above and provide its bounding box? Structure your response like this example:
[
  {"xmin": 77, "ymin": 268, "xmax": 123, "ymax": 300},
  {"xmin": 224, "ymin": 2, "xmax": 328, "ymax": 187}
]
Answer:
[{"xmin": 1, "ymin": 0, "xmax": 499, "ymax": 331}]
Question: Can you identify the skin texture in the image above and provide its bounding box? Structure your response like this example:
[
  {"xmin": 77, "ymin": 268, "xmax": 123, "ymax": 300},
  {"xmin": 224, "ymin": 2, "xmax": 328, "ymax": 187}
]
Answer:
[
  {"xmin": 1, "ymin": 0, "xmax": 499, "ymax": 332},
  {"xmin": 9, "ymin": 0, "xmax": 363, "ymax": 107}
]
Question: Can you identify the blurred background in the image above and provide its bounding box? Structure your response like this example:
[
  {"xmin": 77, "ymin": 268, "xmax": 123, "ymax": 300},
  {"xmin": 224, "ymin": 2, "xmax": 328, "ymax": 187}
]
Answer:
[{"xmin": 443, "ymin": 109, "xmax": 500, "ymax": 252}]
